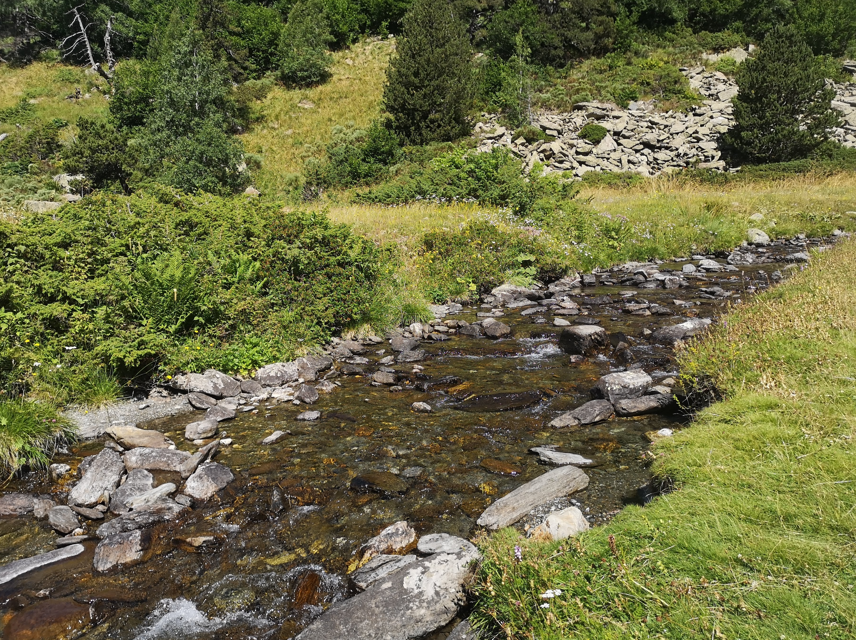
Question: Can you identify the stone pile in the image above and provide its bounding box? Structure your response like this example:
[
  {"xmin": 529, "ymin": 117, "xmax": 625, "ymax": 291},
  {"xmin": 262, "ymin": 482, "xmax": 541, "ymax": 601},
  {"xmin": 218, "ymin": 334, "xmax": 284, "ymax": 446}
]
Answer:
[{"xmin": 475, "ymin": 67, "xmax": 856, "ymax": 178}]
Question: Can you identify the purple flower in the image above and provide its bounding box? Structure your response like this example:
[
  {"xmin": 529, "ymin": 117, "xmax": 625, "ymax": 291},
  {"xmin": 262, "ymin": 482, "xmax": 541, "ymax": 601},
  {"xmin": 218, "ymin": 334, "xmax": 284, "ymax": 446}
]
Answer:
[{"xmin": 514, "ymin": 545, "xmax": 523, "ymax": 562}]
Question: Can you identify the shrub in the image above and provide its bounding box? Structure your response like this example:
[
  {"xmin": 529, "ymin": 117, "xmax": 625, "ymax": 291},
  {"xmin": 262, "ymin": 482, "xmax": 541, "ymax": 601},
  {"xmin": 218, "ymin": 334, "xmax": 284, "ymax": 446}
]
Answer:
[
  {"xmin": 383, "ymin": 0, "xmax": 476, "ymax": 145},
  {"xmin": 309, "ymin": 120, "xmax": 402, "ymax": 190},
  {"xmin": 723, "ymin": 25, "xmax": 840, "ymax": 164},
  {"xmin": 63, "ymin": 118, "xmax": 134, "ymax": 195},
  {"xmin": 278, "ymin": 0, "xmax": 334, "ymax": 87},
  {"xmin": 579, "ymin": 123, "xmax": 608, "ymax": 143},
  {"xmin": 514, "ymin": 125, "xmax": 551, "ymax": 143}
]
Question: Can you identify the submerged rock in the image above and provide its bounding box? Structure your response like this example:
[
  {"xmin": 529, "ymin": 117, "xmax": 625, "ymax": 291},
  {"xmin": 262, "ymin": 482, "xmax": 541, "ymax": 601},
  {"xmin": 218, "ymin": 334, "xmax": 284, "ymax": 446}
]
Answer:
[
  {"xmin": 350, "ymin": 472, "xmax": 408, "ymax": 495},
  {"xmin": 0, "ymin": 545, "xmax": 85, "ymax": 585},
  {"xmin": 2, "ymin": 597, "xmax": 92, "ymax": 639},
  {"xmin": 529, "ymin": 446, "xmax": 596, "ymax": 467},
  {"xmin": 69, "ymin": 448, "xmax": 125, "ymax": 507},
  {"xmin": 296, "ymin": 546, "xmax": 480, "ymax": 640},
  {"xmin": 456, "ymin": 390, "xmax": 542, "ymax": 412},
  {"xmin": 0, "ymin": 493, "xmax": 35, "ymax": 516},
  {"xmin": 477, "ymin": 466, "xmax": 589, "ymax": 530},
  {"xmin": 549, "ymin": 399, "xmax": 614, "ymax": 428}
]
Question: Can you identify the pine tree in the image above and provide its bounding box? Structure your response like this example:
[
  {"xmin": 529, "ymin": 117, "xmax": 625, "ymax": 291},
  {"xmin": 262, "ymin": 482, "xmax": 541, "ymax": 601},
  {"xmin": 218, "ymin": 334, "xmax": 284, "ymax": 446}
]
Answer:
[
  {"xmin": 383, "ymin": 0, "xmax": 476, "ymax": 145},
  {"xmin": 723, "ymin": 25, "xmax": 840, "ymax": 163},
  {"xmin": 278, "ymin": 0, "xmax": 334, "ymax": 88}
]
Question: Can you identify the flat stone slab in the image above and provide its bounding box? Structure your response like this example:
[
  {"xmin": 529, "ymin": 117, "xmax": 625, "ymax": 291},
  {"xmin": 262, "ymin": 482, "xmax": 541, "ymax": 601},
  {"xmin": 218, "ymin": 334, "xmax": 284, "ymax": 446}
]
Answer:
[
  {"xmin": 69, "ymin": 448, "xmax": 125, "ymax": 507},
  {"xmin": 97, "ymin": 500, "xmax": 187, "ymax": 538},
  {"xmin": 123, "ymin": 447, "xmax": 191, "ymax": 473},
  {"xmin": 171, "ymin": 370, "xmax": 240, "ymax": 398},
  {"xmin": 549, "ymin": 399, "xmax": 614, "ymax": 427},
  {"xmin": 477, "ymin": 466, "xmax": 589, "ymax": 530},
  {"xmin": 183, "ymin": 462, "xmax": 234, "ymax": 500},
  {"xmin": 296, "ymin": 547, "xmax": 480, "ymax": 640},
  {"xmin": 615, "ymin": 393, "xmax": 675, "ymax": 416},
  {"xmin": 651, "ymin": 318, "xmax": 711, "ymax": 345},
  {"xmin": 106, "ymin": 425, "xmax": 172, "ymax": 449},
  {"xmin": 416, "ymin": 534, "xmax": 477, "ymax": 556},
  {"xmin": 351, "ymin": 554, "xmax": 416, "ymax": 590},
  {"xmin": 0, "ymin": 493, "xmax": 35, "ymax": 516},
  {"xmin": 0, "ymin": 544, "xmax": 85, "ymax": 585},
  {"xmin": 64, "ymin": 395, "xmax": 193, "ymax": 440},
  {"xmin": 529, "ymin": 446, "xmax": 596, "ymax": 467},
  {"xmin": 94, "ymin": 529, "xmax": 151, "ymax": 573}
]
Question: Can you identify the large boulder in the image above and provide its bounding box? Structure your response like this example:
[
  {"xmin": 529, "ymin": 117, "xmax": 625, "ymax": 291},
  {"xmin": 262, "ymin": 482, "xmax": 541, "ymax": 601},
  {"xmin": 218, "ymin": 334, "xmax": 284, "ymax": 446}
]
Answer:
[
  {"xmin": 593, "ymin": 371, "xmax": 652, "ymax": 404},
  {"xmin": 296, "ymin": 545, "xmax": 480, "ymax": 640},
  {"xmin": 549, "ymin": 399, "xmax": 614, "ymax": 428},
  {"xmin": 651, "ymin": 318, "xmax": 711, "ymax": 345},
  {"xmin": 171, "ymin": 369, "xmax": 240, "ymax": 398},
  {"xmin": 297, "ymin": 355, "xmax": 334, "ymax": 381},
  {"xmin": 477, "ymin": 466, "xmax": 589, "ymax": 530},
  {"xmin": 183, "ymin": 462, "xmax": 234, "ymax": 500},
  {"xmin": 482, "ymin": 320, "xmax": 512, "ymax": 339},
  {"xmin": 558, "ymin": 325, "xmax": 608, "ymax": 355},
  {"xmin": 93, "ymin": 529, "xmax": 151, "ymax": 572},
  {"xmin": 68, "ymin": 448, "xmax": 125, "ymax": 507},
  {"xmin": 390, "ymin": 336, "xmax": 420, "ymax": 352},
  {"xmin": 255, "ymin": 362, "xmax": 299, "ymax": 387},
  {"xmin": 106, "ymin": 425, "xmax": 172, "ymax": 449}
]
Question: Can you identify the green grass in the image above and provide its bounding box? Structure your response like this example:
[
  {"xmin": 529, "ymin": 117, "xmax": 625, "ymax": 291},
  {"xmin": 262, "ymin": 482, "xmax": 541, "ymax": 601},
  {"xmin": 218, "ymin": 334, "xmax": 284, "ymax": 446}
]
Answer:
[
  {"xmin": 0, "ymin": 400, "xmax": 74, "ymax": 474},
  {"xmin": 471, "ymin": 238, "xmax": 856, "ymax": 639}
]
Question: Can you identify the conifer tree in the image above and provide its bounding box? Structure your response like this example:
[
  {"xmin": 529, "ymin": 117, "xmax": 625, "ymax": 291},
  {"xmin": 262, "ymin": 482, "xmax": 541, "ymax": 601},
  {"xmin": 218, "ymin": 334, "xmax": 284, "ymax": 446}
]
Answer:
[
  {"xmin": 723, "ymin": 25, "xmax": 840, "ymax": 163},
  {"xmin": 278, "ymin": 0, "xmax": 334, "ymax": 88},
  {"xmin": 383, "ymin": 0, "xmax": 476, "ymax": 145}
]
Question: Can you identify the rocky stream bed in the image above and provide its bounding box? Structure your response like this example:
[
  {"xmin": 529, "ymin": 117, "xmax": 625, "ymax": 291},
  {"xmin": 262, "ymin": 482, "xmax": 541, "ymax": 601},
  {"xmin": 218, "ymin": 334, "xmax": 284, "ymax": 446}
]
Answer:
[{"xmin": 0, "ymin": 233, "xmax": 840, "ymax": 640}]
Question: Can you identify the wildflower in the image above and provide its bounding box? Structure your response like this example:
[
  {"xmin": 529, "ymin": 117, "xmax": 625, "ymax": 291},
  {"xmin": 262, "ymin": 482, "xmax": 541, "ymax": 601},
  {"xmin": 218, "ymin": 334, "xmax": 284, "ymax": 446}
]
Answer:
[
  {"xmin": 514, "ymin": 545, "xmax": 522, "ymax": 562},
  {"xmin": 541, "ymin": 589, "xmax": 562, "ymax": 599},
  {"xmin": 540, "ymin": 603, "xmax": 550, "ymax": 609},
  {"xmin": 34, "ymin": 343, "xmax": 40, "ymax": 347}
]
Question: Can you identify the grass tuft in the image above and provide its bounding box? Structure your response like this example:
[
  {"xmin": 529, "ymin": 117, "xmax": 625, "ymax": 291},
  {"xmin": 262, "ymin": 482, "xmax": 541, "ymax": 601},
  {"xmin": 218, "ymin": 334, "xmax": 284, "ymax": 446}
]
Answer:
[{"xmin": 0, "ymin": 401, "xmax": 74, "ymax": 474}]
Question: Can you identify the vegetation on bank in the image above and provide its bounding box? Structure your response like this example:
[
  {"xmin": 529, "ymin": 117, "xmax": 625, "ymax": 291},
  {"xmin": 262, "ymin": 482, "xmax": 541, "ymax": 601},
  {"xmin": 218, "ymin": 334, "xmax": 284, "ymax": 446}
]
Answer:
[
  {"xmin": 0, "ymin": 400, "xmax": 74, "ymax": 473},
  {"xmin": 471, "ymin": 236, "xmax": 856, "ymax": 639}
]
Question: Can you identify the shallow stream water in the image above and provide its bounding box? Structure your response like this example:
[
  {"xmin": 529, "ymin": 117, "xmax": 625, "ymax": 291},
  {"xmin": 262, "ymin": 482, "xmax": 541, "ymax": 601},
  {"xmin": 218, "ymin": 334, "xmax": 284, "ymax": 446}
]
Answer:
[{"xmin": 0, "ymin": 237, "xmax": 829, "ymax": 639}]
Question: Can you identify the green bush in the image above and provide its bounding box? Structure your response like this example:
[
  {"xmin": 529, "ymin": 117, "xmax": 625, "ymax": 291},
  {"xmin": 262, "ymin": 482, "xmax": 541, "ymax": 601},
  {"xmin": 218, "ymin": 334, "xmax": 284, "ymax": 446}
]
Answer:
[
  {"xmin": 308, "ymin": 120, "xmax": 402, "ymax": 190},
  {"xmin": 578, "ymin": 123, "xmax": 608, "ymax": 143},
  {"xmin": 356, "ymin": 147, "xmax": 576, "ymax": 216},
  {"xmin": 0, "ymin": 193, "xmax": 393, "ymax": 396},
  {"xmin": 63, "ymin": 118, "xmax": 133, "ymax": 195},
  {"xmin": 513, "ymin": 125, "xmax": 551, "ymax": 144},
  {"xmin": 419, "ymin": 219, "xmax": 572, "ymax": 300}
]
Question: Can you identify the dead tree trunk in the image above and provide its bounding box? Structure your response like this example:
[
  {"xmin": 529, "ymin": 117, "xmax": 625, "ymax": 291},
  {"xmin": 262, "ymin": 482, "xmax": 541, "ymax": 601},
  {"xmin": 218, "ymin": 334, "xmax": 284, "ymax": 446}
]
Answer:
[{"xmin": 61, "ymin": 6, "xmax": 113, "ymax": 84}]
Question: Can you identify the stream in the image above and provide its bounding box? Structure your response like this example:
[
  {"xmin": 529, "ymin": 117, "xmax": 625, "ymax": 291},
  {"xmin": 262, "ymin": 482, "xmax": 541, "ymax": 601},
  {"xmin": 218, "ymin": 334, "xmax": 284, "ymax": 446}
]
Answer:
[{"xmin": 0, "ymin": 235, "xmax": 830, "ymax": 640}]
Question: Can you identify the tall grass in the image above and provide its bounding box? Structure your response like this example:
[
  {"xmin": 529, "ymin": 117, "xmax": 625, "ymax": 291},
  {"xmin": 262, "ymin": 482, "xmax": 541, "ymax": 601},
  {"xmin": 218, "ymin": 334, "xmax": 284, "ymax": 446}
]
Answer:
[
  {"xmin": 471, "ymin": 238, "xmax": 856, "ymax": 639},
  {"xmin": 0, "ymin": 401, "xmax": 75, "ymax": 474}
]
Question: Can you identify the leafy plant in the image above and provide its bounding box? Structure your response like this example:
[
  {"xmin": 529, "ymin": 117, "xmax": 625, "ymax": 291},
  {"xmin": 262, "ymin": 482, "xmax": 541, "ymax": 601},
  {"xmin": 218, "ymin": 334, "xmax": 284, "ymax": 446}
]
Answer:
[
  {"xmin": 278, "ymin": 0, "xmax": 334, "ymax": 88},
  {"xmin": 579, "ymin": 123, "xmax": 609, "ymax": 143}
]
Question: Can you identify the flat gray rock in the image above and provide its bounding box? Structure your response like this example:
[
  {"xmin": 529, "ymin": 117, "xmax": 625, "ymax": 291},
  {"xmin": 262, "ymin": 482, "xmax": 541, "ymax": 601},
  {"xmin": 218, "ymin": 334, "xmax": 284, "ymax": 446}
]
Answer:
[
  {"xmin": 48, "ymin": 506, "xmax": 80, "ymax": 534},
  {"xmin": 96, "ymin": 500, "xmax": 187, "ymax": 538},
  {"xmin": 296, "ymin": 547, "xmax": 480, "ymax": 640},
  {"xmin": 390, "ymin": 336, "xmax": 420, "ymax": 352},
  {"xmin": 593, "ymin": 371, "xmax": 652, "ymax": 404},
  {"xmin": 106, "ymin": 425, "xmax": 172, "ymax": 449},
  {"xmin": 171, "ymin": 370, "xmax": 240, "ymax": 398},
  {"xmin": 483, "ymin": 321, "xmax": 511, "ymax": 339},
  {"xmin": 295, "ymin": 385, "xmax": 319, "ymax": 404},
  {"xmin": 185, "ymin": 419, "xmax": 219, "ymax": 440},
  {"xmin": 94, "ymin": 529, "xmax": 151, "ymax": 572},
  {"xmin": 187, "ymin": 392, "xmax": 218, "ymax": 410},
  {"xmin": 549, "ymin": 399, "xmax": 614, "ymax": 428},
  {"xmin": 529, "ymin": 447, "xmax": 596, "ymax": 467},
  {"xmin": 351, "ymin": 554, "xmax": 417, "ymax": 590},
  {"xmin": 255, "ymin": 361, "xmax": 299, "ymax": 387},
  {"xmin": 183, "ymin": 462, "xmax": 234, "ymax": 500},
  {"xmin": 205, "ymin": 404, "xmax": 236, "ymax": 422},
  {"xmin": 69, "ymin": 448, "xmax": 125, "ymax": 507},
  {"xmin": 615, "ymin": 393, "xmax": 674, "ymax": 416},
  {"xmin": 651, "ymin": 318, "xmax": 711, "ymax": 345},
  {"xmin": 124, "ymin": 447, "xmax": 191, "ymax": 473},
  {"xmin": 296, "ymin": 411, "xmax": 321, "ymax": 421},
  {"xmin": 64, "ymin": 395, "xmax": 193, "ymax": 440},
  {"xmin": 477, "ymin": 466, "xmax": 589, "ymax": 530},
  {"xmin": 416, "ymin": 534, "xmax": 477, "ymax": 556},
  {"xmin": 0, "ymin": 544, "xmax": 85, "ymax": 585},
  {"xmin": 448, "ymin": 619, "xmax": 480, "ymax": 640},
  {"xmin": 110, "ymin": 469, "xmax": 155, "ymax": 514}
]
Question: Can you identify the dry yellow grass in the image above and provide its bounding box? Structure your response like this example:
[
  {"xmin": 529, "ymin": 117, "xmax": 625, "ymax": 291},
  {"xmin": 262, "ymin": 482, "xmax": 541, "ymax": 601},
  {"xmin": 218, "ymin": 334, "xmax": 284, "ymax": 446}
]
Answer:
[
  {"xmin": 580, "ymin": 171, "xmax": 856, "ymax": 236},
  {"xmin": 0, "ymin": 61, "xmax": 109, "ymax": 138},
  {"xmin": 242, "ymin": 39, "xmax": 394, "ymax": 196}
]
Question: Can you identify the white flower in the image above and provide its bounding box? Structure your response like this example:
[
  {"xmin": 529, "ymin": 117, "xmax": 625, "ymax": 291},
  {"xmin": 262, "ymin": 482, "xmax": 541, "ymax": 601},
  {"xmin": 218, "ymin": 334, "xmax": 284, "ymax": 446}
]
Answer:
[
  {"xmin": 540, "ymin": 603, "xmax": 550, "ymax": 609},
  {"xmin": 540, "ymin": 589, "xmax": 562, "ymax": 599}
]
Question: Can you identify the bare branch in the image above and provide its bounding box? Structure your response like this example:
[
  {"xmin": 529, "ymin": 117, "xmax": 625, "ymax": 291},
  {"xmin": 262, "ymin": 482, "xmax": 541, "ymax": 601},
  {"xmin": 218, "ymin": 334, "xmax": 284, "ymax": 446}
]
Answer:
[
  {"xmin": 61, "ymin": 6, "xmax": 113, "ymax": 83},
  {"xmin": 104, "ymin": 16, "xmax": 116, "ymax": 73}
]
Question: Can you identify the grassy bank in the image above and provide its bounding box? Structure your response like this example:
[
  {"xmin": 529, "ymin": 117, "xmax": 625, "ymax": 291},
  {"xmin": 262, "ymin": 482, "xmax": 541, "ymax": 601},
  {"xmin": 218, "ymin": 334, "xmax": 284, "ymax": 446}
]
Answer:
[{"xmin": 471, "ymin": 238, "xmax": 856, "ymax": 638}]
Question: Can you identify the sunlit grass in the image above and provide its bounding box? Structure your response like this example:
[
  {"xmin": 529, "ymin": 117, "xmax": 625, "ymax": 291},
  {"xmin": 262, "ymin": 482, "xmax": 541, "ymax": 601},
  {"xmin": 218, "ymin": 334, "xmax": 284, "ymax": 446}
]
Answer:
[
  {"xmin": 242, "ymin": 39, "xmax": 394, "ymax": 196},
  {"xmin": 472, "ymin": 238, "xmax": 856, "ymax": 639},
  {"xmin": 0, "ymin": 401, "xmax": 75, "ymax": 474}
]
